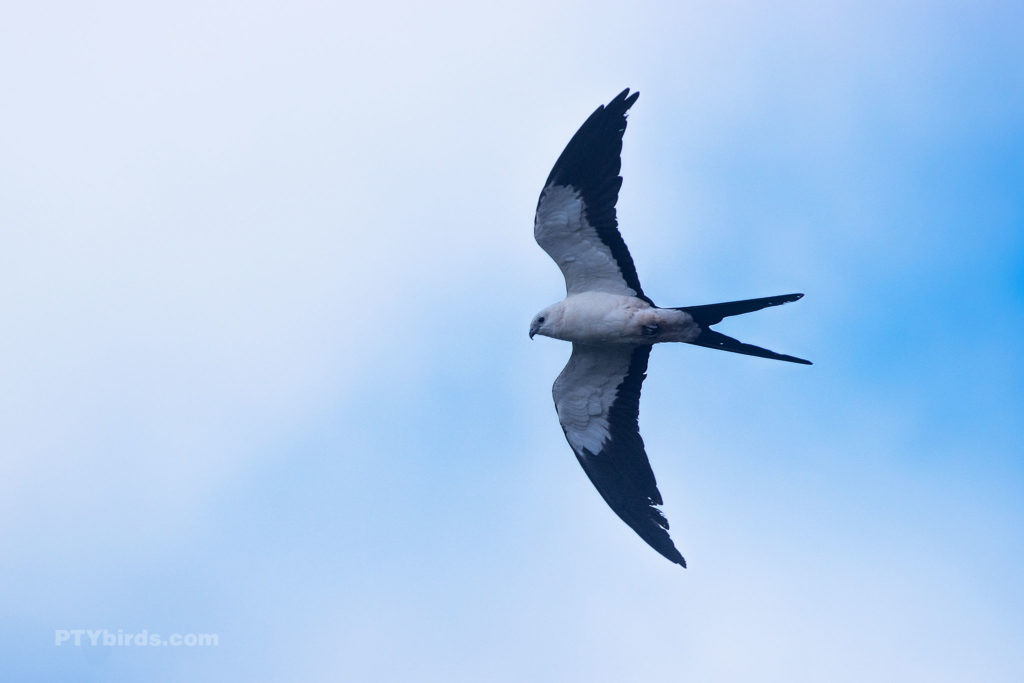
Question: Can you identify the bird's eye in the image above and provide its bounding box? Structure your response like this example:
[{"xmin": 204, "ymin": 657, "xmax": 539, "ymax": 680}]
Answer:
[{"xmin": 538, "ymin": 316, "xmax": 545, "ymax": 324}]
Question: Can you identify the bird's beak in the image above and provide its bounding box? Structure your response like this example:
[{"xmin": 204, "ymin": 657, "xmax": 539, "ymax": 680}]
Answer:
[{"xmin": 529, "ymin": 323, "xmax": 538, "ymax": 340}]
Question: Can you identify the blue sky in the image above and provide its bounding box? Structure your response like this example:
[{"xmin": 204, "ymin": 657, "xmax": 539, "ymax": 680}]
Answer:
[{"xmin": 1, "ymin": 1, "xmax": 1022, "ymax": 681}]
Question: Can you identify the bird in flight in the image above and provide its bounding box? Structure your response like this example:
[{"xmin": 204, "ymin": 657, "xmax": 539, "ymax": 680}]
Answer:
[{"xmin": 530, "ymin": 89, "xmax": 811, "ymax": 568}]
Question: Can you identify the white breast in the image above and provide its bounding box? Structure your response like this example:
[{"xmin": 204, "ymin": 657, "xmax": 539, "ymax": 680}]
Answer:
[{"xmin": 554, "ymin": 292, "xmax": 651, "ymax": 344}]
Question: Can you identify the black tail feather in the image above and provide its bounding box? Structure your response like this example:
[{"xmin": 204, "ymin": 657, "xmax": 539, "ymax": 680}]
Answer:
[
  {"xmin": 675, "ymin": 293, "xmax": 811, "ymax": 365},
  {"xmin": 676, "ymin": 293, "xmax": 804, "ymax": 327},
  {"xmin": 688, "ymin": 329, "xmax": 812, "ymax": 365}
]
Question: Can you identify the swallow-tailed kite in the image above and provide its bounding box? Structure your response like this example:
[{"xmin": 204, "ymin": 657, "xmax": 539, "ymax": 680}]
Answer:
[{"xmin": 530, "ymin": 89, "xmax": 811, "ymax": 567}]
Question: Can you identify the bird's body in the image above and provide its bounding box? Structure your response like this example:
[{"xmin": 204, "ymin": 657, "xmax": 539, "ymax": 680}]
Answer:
[
  {"xmin": 533, "ymin": 292, "xmax": 700, "ymax": 345},
  {"xmin": 531, "ymin": 89, "xmax": 810, "ymax": 567}
]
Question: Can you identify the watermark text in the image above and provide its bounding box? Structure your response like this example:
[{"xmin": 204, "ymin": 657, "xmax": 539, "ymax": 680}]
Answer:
[{"xmin": 55, "ymin": 629, "xmax": 218, "ymax": 647}]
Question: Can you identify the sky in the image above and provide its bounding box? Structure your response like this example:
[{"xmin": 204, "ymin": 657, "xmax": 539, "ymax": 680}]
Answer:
[{"xmin": 1, "ymin": 1, "xmax": 1022, "ymax": 681}]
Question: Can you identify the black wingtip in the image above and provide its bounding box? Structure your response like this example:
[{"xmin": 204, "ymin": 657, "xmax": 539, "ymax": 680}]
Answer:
[
  {"xmin": 644, "ymin": 532, "xmax": 686, "ymax": 567},
  {"xmin": 650, "ymin": 513, "xmax": 686, "ymax": 567},
  {"xmin": 607, "ymin": 88, "xmax": 639, "ymax": 114}
]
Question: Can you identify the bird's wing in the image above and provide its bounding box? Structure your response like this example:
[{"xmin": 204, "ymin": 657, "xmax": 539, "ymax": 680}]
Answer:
[
  {"xmin": 534, "ymin": 89, "xmax": 653, "ymax": 304},
  {"xmin": 552, "ymin": 343, "xmax": 685, "ymax": 566}
]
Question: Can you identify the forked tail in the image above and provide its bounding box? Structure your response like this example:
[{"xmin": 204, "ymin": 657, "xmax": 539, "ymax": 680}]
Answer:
[{"xmin": 674, "ymin": 293, "xmax": 811, "ymax": 365}]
